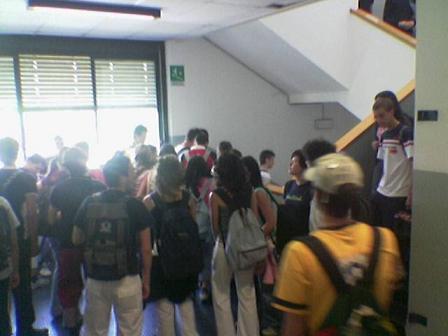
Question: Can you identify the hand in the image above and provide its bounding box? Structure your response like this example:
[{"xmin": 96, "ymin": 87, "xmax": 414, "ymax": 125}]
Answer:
[
  {"xmin": 398, "ymin": 20, "xmax": 415, "ymax": 30},
  {"xmin": 142, "ymin": 280, "xmax": 150, "ymax": 300},
  {"xmin": 10, "ymin": 272, "xmax": 20, "ymax": 289}
]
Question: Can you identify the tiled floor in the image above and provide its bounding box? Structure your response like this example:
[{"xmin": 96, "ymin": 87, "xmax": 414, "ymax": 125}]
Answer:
[{"xmin": 27, "ymin": 284, "xmax": 217, "ymax": 336}]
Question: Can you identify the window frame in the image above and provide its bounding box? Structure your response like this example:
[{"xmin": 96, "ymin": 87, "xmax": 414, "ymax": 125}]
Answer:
[{"xmin": 0, "ymin": 35, "xmax": 169, "ymax": 158}]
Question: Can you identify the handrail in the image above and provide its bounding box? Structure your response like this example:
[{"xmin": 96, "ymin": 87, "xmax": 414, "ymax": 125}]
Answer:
[
  {"xmin": 335, "ymin": 79, "xmax": 415, "ymax": 151},
  {"xmin": 351, "ymin": 9, "xmax": 416, "ymax": 48}
]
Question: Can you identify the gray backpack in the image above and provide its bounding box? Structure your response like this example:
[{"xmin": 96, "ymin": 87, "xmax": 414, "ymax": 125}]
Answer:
[{"xmin": 217, "ymin": 189, "xmax": 267, "ymax": 271}]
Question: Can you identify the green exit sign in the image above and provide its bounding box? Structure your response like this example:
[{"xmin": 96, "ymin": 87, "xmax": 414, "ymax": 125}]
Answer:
[{"xmin": 170, "ymin": 65, "xmax": 185, "ymax": 84}]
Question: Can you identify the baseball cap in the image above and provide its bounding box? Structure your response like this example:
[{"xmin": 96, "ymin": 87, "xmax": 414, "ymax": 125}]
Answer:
[{"xmin": 304, "ymin": 153, "xmax": 363, "ymax": 194}]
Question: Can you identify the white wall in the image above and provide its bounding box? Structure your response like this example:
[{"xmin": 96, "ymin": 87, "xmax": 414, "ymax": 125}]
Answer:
[
  {"xmin": 261, "ymin": 0, "xmax": 415, "ymax": 120},
  {"xmin": 165, "ymin": 38, "xmax": 359, "ymax": 183}
]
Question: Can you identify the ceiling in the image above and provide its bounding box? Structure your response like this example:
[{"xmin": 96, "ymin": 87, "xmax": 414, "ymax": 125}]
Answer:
[{"xmin": 0, "ymin": 0, "xmax": 306, "ymax": 40}]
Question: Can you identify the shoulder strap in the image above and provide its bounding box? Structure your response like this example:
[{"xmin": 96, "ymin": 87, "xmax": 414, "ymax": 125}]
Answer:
[
  {"xmin": 363, "ymin": 227, "xmax": 381, "ymax": 287},
  {"xmin": 262, "ymin": 186, "xmax": 279, "ymax": 207},
  {"xmin": 297, "ymin": 236, "xmax": 349, "ymax": 294}
]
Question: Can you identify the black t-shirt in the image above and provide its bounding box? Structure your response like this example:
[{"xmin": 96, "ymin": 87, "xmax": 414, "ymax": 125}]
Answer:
[
  {"xmin": 50, "ymin": 176, "xmax": 106, "ymax": 248},
  {"xmin": 74, "ymin": 189, "xmax": 152, "ymax": 281},
  {"xmin": 283, "ymin": 180, "xmax": 312, "ymax": 226},
  {"xmin": 0, "ymin": 169, "xmax": 37, "ymax": 241}
]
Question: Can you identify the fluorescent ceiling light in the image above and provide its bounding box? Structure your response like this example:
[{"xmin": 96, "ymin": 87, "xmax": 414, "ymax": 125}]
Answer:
[{"xmin": 28, "ymin": 0, "xmax": 161, "ymax": 19}]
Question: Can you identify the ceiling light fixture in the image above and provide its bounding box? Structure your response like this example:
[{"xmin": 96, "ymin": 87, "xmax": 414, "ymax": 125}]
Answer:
[{"xmin": 28, "ymin": 0, "xmax": 161, "ymax": 19}]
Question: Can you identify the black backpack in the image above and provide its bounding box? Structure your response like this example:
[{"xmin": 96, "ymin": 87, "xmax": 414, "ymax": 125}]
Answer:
[
  {"xmin": 297, "ymin": 227, "xmax": 397, "ymax": 336},
  {"xmin": 151, "ymin": 191, "xmax": 203, "ymax": 280},
  {"xmin": 84, "ymin": 193, "xmax": 130, "ymax": 278},
  {"xmin": 0, "ymin": 204, "xmax": 11, "ymax": 273}
]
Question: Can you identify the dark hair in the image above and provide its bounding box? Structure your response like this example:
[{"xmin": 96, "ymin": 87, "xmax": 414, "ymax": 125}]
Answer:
[
  {"xmin": 62, "ymin": 147, "xmax": 87, "ymax": 177},
  {"xmin": 219, "ymin": 141, "xmax": 233, "ymax": 154},
  {"xmin": 241, "ymin": 156, "xmax": 263, "ymax": 189},
  {"xmin": 135, "ymin": 145, "xmax": 156, "ymax": 175},
  {"xmin": 187, "ymin": 128, "xmax": 200, "ymax": 142},
  {"xmin": 290, "ymin": 149, "xmax": 307, "ymax": 169},
  {"xmin": 231, "ymin": 149, "xmax": 242, "ymax": 158},
  {"xmin": 374, "ymin": 91, "xmax": 404, "ymax": 121},
  {"xmin": 0, "ymin": 137, "xmax": 19, "ymax": 166},
  {"xmin": 27, "ymin": 154, "xmax": 47, "ymax": 173},
  {"xmin": 103, "ymin": 154, "xmax": 130, "ymax": 188},
  {"xmin": 195, "ymin": 130, "xmax": 209, "ymax": 146},
  {"xmin": 302, "ymin": 139, "xmax": 336, "ymax": 164},
  {"xmin": 155, "ymin": 155, "xmax": 185, "ymax": 198},
  {"xmin": 319, "ymin": 184, "xmax": 362, "ymax": 218},
  {"xmin": 134, "ymin": 125, "xmax": 147, "ymax": 137},
  {"xmin": 159, "ymin": 144, "xmax": 177, "ymax": 157},
  {"xmin": 259, "ymin": 150, "xmax": 275, "ymax": 165},
  {"xmin": 75, "ymin": 141, "xmax": 89, "ymax": 156},
  {"xmin": 185, "ymin": 156, "xmax": 211, "ymax": 197},
  {"xmin": 215, "ymin": 154, "xmax": 251, "ymax": 207}
]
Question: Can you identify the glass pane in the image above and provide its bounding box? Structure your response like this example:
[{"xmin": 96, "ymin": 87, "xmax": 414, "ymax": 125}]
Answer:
[
  {"xmin": 23, "ymin": 109, "xmax": 97, "ymax": 163},
  {"xmin": 96, "ymin": 107, "xmax": 160, "ymax": 166}
]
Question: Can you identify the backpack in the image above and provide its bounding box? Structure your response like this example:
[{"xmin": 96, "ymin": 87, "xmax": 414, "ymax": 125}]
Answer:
[
  {"xmin": 84, "ymin": 193, "xmax": 130, "ymax": 278},
  {"xmin": 151, "ymin": 191, "xmax": 203, "ymax": 279},
  {"xmin": 0, "ymin": 204, "xmax": 11, "ymax": 272},
  {"xmin": 191, "ymin": 180, "xmax": 212, "ymax": 241},
  {"xmin": 184, "ymin": 149, "xmax": 212, "ymax": 165},
  {"xmin": 215, "ymin": 189, "xmax": 268, "ymax": 271},
  {"xmin": 298, "ymin": 227, "xmax": 398, "ymax": 336}
]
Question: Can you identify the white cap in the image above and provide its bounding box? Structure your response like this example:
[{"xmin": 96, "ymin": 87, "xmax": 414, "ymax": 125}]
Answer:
[{"xmin": 304, "ymin": 153, "xmax": 364, "ymax": 194}]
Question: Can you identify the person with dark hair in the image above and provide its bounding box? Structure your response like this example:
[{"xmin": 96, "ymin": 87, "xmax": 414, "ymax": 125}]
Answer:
[
  {"xmin": 284, "ymin": 150, "xmax": 311, "ymax": 208},
  {"xmin": 241, "ymin": 156, "xmax": 279, "ymax": 335},
  {"xmin": 176, "ymin": 127, "xmax": 201, "ymax": 160},
  {"xmin": 72, "ymin": 154, "xmax": 152, "ymax": 335},
  {"xmin": 218, "ymin": 141, "xmax": 233, "ymax": 157},
  {"xmin": 384, "ymin": 0, "xmax": 415, "ymax": 34},
  {"xmin": 185, "ymin": 156, "xmax": 215, "ymax": 302},
  {"xmin": 49, "ymin": 147, "xmax": 106, "ymax": 333},
  {"xmin": 0, "ymin": 197, "xmax": 21, "ymax": 336},
  {"xmin": 372, "ymin": 97, "xmax": 414, "ymax": 229},
  {"xmin": 0, "ymin": 137, "xmax": 48, "ymax": 336},
  {"xmin": 128, "ymin": 125, "xmax": 157, "ymax": 166},
  {"xmin": 181, "ymin": 129, "xmax": 217, "ymax": 171},
  {"xmin": 23, "ymin": 154, "xmax": 47, "ymax": 179},
  {"xmin": 273, "ymin": 153, "xmax": 402, "ymax": 336},
  {"xmin": 210, "ymin": 153, "xmax": 260, "ymax": 336},
  {"xmin": 159, "ymin": 143, "xmax": 177, "ymax": 157},
  {"xmin": 231, "ymin": 148, "xmax": 242, "ymax": 158},
  {"xmin": 134, "ymin": 145, "xmax": 157, "ymax": 200},
  {"xmin": 259, "ymin": 150, "xmax": 276, "ymax": 187},
  {"xmin": 302, "ymin": 138, "xmax": 336, "ymax": 166},
  {"xmin": 143, "ymin": 155, "xmax": 199, "ymax": 335}
]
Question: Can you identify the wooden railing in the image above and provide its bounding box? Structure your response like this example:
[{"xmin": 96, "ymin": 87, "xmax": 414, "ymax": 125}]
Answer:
[
  {"xmin": 335, "ymin": 79, "xmax": 415, "ymax": 151},
  {"xmin": 351, "ymin": 9, "xmax": 416, "ymax": 48}
]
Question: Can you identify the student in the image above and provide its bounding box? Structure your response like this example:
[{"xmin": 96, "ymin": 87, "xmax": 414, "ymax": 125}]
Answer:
[
  {"xmin": 0, "ymin": 137, "xmax": 48, "ymax": 336},
  {"xmin": 134, "ymin": 145, "xmax": 157, "ymax": 200},
  {"xmin": 372, "ymin": 97, "xmax": 414, "ymax": 229},
  {"xmin": 273, "ymin": 153, "xmax": 402, "ymax": 336},
  {"xmin": 241, "ymin": 156, "xmax": 279, "ymax": 335},
  {"xmin": 302, "ymin": 138, "xmax": 336, "ymax": 167},
  {"xmin": 185, "ymin": 156, "xmax": 215, "ymax": 302},
  {"xmin": 176, "ymin": 127, "xmax": 200, "ymax": 161},
  {"xmin": 383, "ymin": 0, "xmax": 415, "ymax": 34},
  {"xmin": 159, "ymin": 143, "xmax": 177, "ymax": 157},
  {"xmin": 144, "ymin": 155, "xmax": 199, "ymax": 336},
  {"xmin": 73, "ymin": 154, "xmax": 152, "ymax": 336},
  {"xmin": 359, "ymin": 0, "xmax": 374, "ymax": 12},
  {"xmin": 181, "ymin": 130, "xmax": 217, "ymax": 171},
  {"xmin": 128, "ymin": 125, "xmax": 157, "ymax": 166},
  {"xmin": 210, "ymin": 153, "xmax": 260, "ymax": 336},
  {"xmin": 0, "ymin": 197, "xmax": 20, "ymax": 336},
  {"xmin": 49, "ymin": 147, "xmax": 106, "ymax": 333},
  {"xmin": 259, "ymin": 150, "xmax": 276, "ymax": 187},
  {"xmin": 283, "ymin": 150, "xmax": 312, "ymax": 228},
  {"xmin": 218, "ymin": 141, "xmax": 233, "ymax": 157}
]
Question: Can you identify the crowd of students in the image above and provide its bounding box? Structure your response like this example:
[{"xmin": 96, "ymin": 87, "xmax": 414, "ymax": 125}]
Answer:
[{"xmin": 0, "ymin": 89, "xmax": 413, "ymax": 336}]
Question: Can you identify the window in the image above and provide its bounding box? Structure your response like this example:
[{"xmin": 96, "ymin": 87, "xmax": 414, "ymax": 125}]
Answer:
[
  {"xmin": 0, "ymin": 57, "xmax": 21, "ymax": 139},
  {"xmin": 5, "ymin": 55, "xmax": 161, "ymax": 167}
]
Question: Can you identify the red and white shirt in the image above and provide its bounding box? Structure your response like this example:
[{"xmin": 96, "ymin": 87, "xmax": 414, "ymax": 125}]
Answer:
[{"xmin": 377, "ymin": 123, "xmax": 414, "ymax": 197}]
